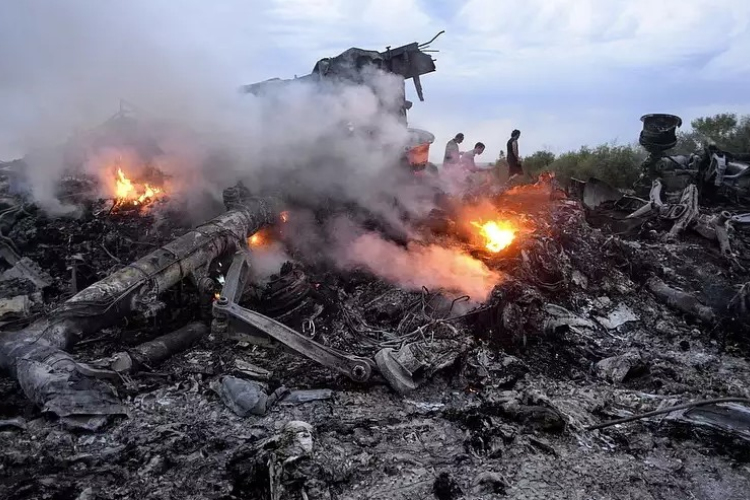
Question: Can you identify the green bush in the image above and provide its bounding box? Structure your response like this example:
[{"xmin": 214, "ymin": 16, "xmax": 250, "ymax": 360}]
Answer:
[
  {"xmin": 523, "ymin": 150, "xmax": 556, "ymax": 176},
  {"xmin": 543, "ymin": 143, "xmax": 645, "ymax": 188}
]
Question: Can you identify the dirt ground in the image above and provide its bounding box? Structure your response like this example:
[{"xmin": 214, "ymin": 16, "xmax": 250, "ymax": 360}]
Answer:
[{"xmin": 1, "ymin": 183, "xmax": 750, "ymax": 500}]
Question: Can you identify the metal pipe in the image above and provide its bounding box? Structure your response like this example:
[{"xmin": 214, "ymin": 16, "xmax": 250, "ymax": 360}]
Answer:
[
  {"xmin": 110, "ymin": 322, "xmax": 208, "ymax": 373},
  {"xmin": 57, "ymin": 198, "xmax": 278, "ymax": 322}
]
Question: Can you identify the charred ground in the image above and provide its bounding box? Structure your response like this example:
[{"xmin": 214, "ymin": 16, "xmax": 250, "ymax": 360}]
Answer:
[{"xmin": 1, "ymin": 170, "xmax": 750, "ymax": 500}]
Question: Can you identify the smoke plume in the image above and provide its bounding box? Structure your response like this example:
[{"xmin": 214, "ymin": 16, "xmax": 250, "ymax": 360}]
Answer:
[
  {"xmin": 0, "ymin": 2, "xmax": 502, "ymax": 301},
  {"xmin": 342, "ymin": 232, "xmax": 502, "ymax": 302}
]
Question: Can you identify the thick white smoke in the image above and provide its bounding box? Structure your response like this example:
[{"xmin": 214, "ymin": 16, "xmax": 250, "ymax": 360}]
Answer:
[{"xmin": 343, "ymin": 232, "xmax": 502, "ymax": 301}]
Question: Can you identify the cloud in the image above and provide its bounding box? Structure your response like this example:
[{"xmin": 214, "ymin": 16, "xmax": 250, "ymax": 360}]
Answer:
[
  {"xmin": 452, "ymin": 0, "xmax": 750, "ymax": 76},
  {"xmin": 420, "ymin": 0, "xmax": 750, "ymax": 157},
  {"xmin": 1, "ymin": 0, "xmax": 749, "ymax": 164}
]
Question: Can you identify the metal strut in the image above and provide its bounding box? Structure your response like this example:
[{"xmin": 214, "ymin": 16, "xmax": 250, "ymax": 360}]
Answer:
[{"xmin": 212, "ymin": 252, "xmax": 374, "ymax": 382}]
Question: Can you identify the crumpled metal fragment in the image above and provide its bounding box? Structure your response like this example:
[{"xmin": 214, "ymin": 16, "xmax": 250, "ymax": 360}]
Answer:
[{"xmin": 543, "ymin": 304, "xmax": 596, "ymax": 334}]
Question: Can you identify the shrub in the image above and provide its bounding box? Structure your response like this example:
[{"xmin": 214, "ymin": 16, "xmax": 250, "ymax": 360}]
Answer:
[
  {"xmin": 523, "ymin": 150, "xmax": 556, "ymax": 176},
  {"xmin": 534, "ymin": 143, "xmax": 645, "ymax": 189}
]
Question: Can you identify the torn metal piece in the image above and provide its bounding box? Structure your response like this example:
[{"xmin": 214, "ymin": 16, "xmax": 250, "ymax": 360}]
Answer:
[
  {"xmin": 375, "ymin": 344, "xmax": 426, "ymax": 394},
  {"xmin": 233, "ymin": 359, "xmax": 272, "ymax": 381},
  {"xmin": 0, "ymin": 238, "xmax": 21, "ymax": 266},
  {"xmin": 543, "ymin": 303, "xmax": 596, "ymax": 334},
  {"xmin": 649, "ymin": 179, "xmax": 665, "ymax": 207},
  {"xmin": 595, "ymin": 352, "xmax": 648, "ymax": 383},
  {"xmin": 0, "ymin": 417, "xmax": 27, "ymax": 431},
  {"xmin": 0, "ymin": 294, "xmax": 34, "ymax": 321},
  {"xmin": 693, "ymin": 214, "xmax": 717, "ymax": 240},
  {"xmin": 0, "ymin": 256, "xmax": 52, "ymax": 290},
  {"xmin": 214, "ymin": 298, "xmax": 373, "ymax": 382},
  {"xmin": 587, "ymin": 397, "xmax": 750, "ymax": 432},
  {"xmin": 15, "ymin": 348, "xmax": 129, "ymax": 430},
  {"xmin": 626, "ymin": 179, "xmax": 664, "ymax": 219},
  {"xmin": 730, "ymin": 212, "xmax": 750, "ymax": 225},
  {"xmin": 665, "ymin": 401, "xmax": 750, "ymax": 444},
  {"xmin": 713, "ymin": 211, "xmax": 735, "ymax": 261},
  {"xmin": 582, "ymin": 177, "xmax": 623, "ymax": 210},
  {"xmin": 567, "ymin": 177, "xmax": 586, "ymax": 201},
  {"xmin": 220, "ymin": 251, "xmax": 252, "ymax": 305},
  {"xmin": 594, "ymin": 303, "xmax": 639, "ymax": 330},
  {"xmin": 647, "ymin": 277, "xmax": 715, "ymax": 323},
  {"xmin": 665, "ymin": 184, "xmax": 699, "ymax": 241},
  {"xmin": 281, "ymin": 389, "xmax": 333, "ymax": 405},
  {"xmin": 714, "ymin": 154, "xmax": 728, "ymax": 186}
]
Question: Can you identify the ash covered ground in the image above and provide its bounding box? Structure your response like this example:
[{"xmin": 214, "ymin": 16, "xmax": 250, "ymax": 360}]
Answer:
[{"xmin": 1, "ymin": 169, "xmax": 750, "ymax": 500}]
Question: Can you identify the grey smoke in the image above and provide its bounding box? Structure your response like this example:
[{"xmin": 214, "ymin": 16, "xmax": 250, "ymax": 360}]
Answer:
[
  {"xmin": 0, "ymin": 1, "xmax": 502, "ymax": 300},
  {"xmin": 247, "ymin": 241, "xmax": 291, "ymax": 284}
]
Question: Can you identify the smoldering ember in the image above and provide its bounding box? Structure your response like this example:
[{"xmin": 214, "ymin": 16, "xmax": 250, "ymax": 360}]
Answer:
[{"xmin": 2, "ymin": 38, "xmax": 750, "ymax": 500}]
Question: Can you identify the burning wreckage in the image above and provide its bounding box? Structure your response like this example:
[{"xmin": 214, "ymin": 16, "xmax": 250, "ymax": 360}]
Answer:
[{"xmin": 3, "ymin": 41, "xmax": 750, "ymax": 499}]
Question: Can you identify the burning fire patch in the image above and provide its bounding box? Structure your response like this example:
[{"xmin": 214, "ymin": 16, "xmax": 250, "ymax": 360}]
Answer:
[
  {"xmin": 471, "ymin": 219, "xmax": 516, "ymax": 253},
  {"xmin": 114, "ymin": 168, "xmax": 164, "ymax": 208},
  {"xmin": 248, "ymin": 232, "xmax": 265, "ymax": 247}
]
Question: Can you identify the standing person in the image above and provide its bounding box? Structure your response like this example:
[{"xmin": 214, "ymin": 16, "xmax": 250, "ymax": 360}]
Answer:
[
  {"xmin": 506, "ymin": 129, "xmax": 523, "ymax": 179},
  {"xmin": 443, "ymin": 133, "xmax": 464, "ymax": 166}
]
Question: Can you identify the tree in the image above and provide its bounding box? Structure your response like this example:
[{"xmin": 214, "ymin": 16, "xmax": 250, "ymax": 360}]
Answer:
[
  {"xmin": 523, "ymin": 150, "xmax": 556, "ymax": 176},
  {"xmin": 692, "ymin": 113, "xmax": 738, "ymax": 142},
  {"xmin": 687, "ymin": 113, "xmax": 750, "ymax": 152},
  {"xmin": 673, "ymin": 131, "xmax": 701, "ymax": 155}
]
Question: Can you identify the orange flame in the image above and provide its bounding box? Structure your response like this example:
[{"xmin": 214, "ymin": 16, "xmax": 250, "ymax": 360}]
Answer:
[
  {"xmin": 114, "ymin": 168, "xmax": 163, "ymax": 206},
  {"xmin": 471, "ymin": 220, "xmax": 516, "ymax": 253},
  {"xmin": 248, "ymin": 232, "xmax": 264, "ymax": 247}
]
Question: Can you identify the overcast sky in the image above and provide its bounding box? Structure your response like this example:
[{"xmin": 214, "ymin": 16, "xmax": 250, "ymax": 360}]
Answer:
[{"xmin": 1, "ymin": 0, "xmax": 749, "ymax": 162}]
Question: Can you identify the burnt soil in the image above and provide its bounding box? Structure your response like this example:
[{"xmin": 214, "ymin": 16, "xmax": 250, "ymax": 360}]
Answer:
[{"xmin": 2, "ymin": 185, "xmax": 750, "ymax": 500}]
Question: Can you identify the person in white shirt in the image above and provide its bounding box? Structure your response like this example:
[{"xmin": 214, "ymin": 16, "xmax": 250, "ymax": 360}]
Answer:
[{"xmin": 460, "ymin": 142, "xmax": 486, "ymax": 173}]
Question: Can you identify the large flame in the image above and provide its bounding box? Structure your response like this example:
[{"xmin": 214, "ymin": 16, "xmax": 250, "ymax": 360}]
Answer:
[
  {"xmin": 114, "ymin": 167, "xmax": 163, "ymax": 207},
  {"xmin": 471, "ymin": 219, "xmax": 516, "ymax": 253}
]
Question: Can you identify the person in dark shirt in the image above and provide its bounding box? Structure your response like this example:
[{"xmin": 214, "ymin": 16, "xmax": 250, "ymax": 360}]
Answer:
[{"xmin": 506, "ymin": 129, "xmax": 523, "ymax": 178}]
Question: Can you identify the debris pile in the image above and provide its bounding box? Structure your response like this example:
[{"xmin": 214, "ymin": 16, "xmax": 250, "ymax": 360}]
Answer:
[{"xmin": 2, "ymin": 127, "xmax": 750, "ymax": 499}]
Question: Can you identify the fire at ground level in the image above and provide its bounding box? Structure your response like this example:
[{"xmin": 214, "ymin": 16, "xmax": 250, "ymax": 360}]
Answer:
[{"xmin": 2, "ymin": 157, "xmax": 750, "ymax": 500}]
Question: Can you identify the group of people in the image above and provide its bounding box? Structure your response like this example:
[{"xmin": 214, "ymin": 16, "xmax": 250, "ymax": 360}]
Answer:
[{"xmin": 442, "ymin": 129, "xmax": 523, "ymax": 182}]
